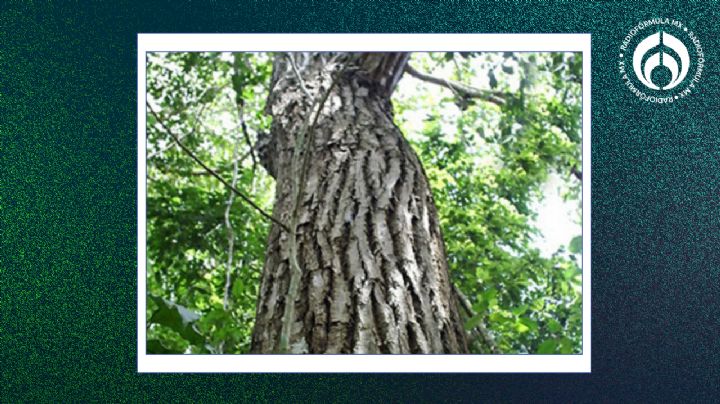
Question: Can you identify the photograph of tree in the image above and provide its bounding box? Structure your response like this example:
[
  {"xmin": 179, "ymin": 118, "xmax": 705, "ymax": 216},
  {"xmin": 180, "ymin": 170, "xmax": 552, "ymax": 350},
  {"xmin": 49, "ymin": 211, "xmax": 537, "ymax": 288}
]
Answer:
[{"xmin": 145, "ymin": 51, "xmax": 582, "ymax": 354}]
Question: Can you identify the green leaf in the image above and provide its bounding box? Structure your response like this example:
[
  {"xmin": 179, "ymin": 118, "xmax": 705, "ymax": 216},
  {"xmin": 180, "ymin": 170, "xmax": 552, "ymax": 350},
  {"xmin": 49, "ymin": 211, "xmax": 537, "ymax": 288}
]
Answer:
[
  {"xmin": 149, "ymin": 295, "xmax": 204, "ymax": 345},
  {"xmin": 537, "ymin": 339, "xmax": 558, "ymax": 354},
  {"xmin": 569, "ymin": 235, "xmax": 582, "ymax": 254},
  {"xmin": 515, "ymin": 321, "xmax": 530, "ymax": 333},
  {"xmin": 464, "ymin": 314, "xmax": 484, "ymax": 331},
  {"xmin": 558, "ymin": 337, "xmax": 574, "ymax": 354},
  {"xmin": 183, "ymin": 53, "xmax": 199, "ymax": 72},
  {"xmin": 200, "ymin": 88, "xmax": 218, "ymax": 103},
  {"xmin": 519, "ymin": 317, "xmax": 538, "ymax": 333},
  {"xmin": 511, "ymin": 304, "xmax": 528, "ymax": 316},
  {"xmin": 147, "ymin": 339, "xmax": 184, "ymax": 354},
  {"xmin": 547, "ymin": 318, "xmax": 562, "ymax": 333}
]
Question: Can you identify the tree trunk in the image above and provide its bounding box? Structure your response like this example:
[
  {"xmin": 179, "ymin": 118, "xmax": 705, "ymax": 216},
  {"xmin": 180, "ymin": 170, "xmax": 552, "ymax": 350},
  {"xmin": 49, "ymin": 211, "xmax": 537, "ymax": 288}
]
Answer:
[{"xmin": 251, "ymin": 52, "xmax": 468, "ymax": 354}]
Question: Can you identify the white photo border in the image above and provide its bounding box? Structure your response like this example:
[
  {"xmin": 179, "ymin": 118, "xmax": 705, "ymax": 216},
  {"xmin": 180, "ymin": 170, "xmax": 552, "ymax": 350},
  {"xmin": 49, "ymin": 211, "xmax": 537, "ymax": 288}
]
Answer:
[{"xmin": 137, "ymin": 33, "xmax": 591, "ymax": 373}]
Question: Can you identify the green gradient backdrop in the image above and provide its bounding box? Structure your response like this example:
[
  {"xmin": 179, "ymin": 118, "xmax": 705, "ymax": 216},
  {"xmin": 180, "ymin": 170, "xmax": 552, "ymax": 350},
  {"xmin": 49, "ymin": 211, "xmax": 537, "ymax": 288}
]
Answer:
[{"xmin": 1, "ymin": 1, "xmax": 718, "ymax": 401}]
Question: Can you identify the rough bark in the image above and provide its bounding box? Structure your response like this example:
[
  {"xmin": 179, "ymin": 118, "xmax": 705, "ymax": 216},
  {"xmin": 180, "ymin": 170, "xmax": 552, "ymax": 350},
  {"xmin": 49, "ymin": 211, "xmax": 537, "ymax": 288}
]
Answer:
[{"xmin": 251, "ymin": 52, "xmax": 468, "ymax": 354}]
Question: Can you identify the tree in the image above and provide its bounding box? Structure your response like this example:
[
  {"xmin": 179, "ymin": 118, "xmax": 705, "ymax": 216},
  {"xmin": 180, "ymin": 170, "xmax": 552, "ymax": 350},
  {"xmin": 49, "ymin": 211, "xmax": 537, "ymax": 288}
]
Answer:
[
  {"xmin": 146, "ymin": 51, "xmax": 582, "ymax": 355},
  {"xmin": 251, "ymin": 53, "xmax": 466, "ymax": 353}
]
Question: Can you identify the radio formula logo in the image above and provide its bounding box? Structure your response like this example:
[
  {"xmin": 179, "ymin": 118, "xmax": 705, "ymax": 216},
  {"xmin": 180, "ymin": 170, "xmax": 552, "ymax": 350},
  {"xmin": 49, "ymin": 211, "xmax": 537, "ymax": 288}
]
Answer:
[{"xmin": 619, "ymin": 18, "xmax": 704, "ymax": 103}]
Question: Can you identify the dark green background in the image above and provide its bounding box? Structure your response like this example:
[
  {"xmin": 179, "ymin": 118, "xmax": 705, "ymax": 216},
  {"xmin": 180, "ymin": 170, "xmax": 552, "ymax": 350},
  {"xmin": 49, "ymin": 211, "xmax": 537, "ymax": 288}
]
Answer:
[{"xmin": 1, "ymin": 1, "xmax": 718, "ymax": 401}]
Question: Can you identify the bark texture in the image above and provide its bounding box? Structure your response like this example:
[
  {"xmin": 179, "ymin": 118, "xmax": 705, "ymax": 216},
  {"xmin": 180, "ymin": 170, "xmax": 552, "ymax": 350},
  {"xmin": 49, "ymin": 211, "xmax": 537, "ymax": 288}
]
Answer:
[{"xmin": 251, "ymin": 52, "xmax": 468, "ymax": 354}]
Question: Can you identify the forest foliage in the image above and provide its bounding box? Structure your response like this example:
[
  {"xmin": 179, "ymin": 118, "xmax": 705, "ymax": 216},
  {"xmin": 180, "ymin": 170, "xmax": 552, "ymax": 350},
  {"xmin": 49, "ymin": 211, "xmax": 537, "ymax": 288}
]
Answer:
[{"xmin": 145, "ymin": 51, "xmax": 582, "ymax": 354}]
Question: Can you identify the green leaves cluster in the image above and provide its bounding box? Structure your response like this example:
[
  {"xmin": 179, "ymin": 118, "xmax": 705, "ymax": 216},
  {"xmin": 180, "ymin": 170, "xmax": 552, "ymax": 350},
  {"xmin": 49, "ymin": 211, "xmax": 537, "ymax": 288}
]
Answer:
[{"xmin": 146, "ymin": 52, "xmax": 273, "ymax": 354}]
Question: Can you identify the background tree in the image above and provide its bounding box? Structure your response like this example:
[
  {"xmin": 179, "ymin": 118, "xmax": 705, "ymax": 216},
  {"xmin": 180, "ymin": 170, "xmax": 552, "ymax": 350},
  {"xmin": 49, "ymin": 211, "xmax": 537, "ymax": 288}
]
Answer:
[{"xmin": 145, "ymin": 51, "xmax": 582, "ymax": 355}]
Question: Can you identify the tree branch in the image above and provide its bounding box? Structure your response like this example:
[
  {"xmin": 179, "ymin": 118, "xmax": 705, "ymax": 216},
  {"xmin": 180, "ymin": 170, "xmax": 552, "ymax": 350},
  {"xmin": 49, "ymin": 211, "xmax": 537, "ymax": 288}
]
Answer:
[
  {"xmin": 238, "ymin": 110, "xmax": 257, "ymax": 177},
  {"xmin": 286, "ymin": 52, "xmax": 313, "ymax": 99},
  {"xmin": 453, "ymin": 284, "xmax": 500, "ymax": 354},
  {"xmin": 232, "ymin": 55, "xmax": 258, "ymax": 177},
  {"xmin": 148, "ymin": 87, "xmax": 217, "ymax": 160},
  {"xmin": 147, "ymin": 102, "xmax": 289, "ymax": 233},
  {"xmin": 222, "ymin": 132, "xmax": 241, "ymax": 313},
  {"xmin": 404, "ymin": 64, "xmax": 507, "ymax": 106},
  {"xmin": 571, "ymin": 166, "xmax": 582, "ymax": 181}
]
